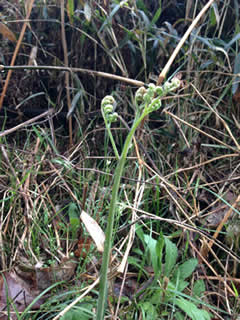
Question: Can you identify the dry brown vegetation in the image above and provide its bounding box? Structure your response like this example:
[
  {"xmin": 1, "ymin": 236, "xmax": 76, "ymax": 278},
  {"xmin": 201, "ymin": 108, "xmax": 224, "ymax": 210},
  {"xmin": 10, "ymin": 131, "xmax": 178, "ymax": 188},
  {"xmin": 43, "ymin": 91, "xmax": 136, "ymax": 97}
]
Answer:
[{"xmin": 0, "ymin": 0, "xmax": 240, "ymax": 319}]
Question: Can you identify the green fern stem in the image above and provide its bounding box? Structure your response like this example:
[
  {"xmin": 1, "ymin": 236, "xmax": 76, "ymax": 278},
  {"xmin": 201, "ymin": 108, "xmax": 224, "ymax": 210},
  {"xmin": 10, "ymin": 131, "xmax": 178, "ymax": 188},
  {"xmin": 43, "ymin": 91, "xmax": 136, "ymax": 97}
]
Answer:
[
  {"xmin": 96, "ymin": 112, "xmax": 145, "ymax": 320},
  {"xmin": 96, "ymin": 78, "xmax": 180, "ymax": 319}
]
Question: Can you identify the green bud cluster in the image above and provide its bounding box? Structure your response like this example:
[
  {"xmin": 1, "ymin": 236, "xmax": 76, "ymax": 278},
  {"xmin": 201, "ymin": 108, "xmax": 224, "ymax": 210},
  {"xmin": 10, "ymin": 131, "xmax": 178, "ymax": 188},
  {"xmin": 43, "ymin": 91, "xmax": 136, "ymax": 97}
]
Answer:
[
  {"xmin": 163, "ymin": 77, "xmax": 181, "ymax": 93},
  {"xmin": 101, "ymin": 95, "xmax": 118, "ymax": 123},
  {"xmin": 135, "ymin": 87, "xmax": 147, "ymax": 105},
  {"xmin": 101, "ymin": 78, "xmax": 181, "ymax": 123},
  {"xmin": 134, "ymin": 77, "xmax": 181, "ymax": 115},
  {"xmin": 148, "ymin": 97, "xmax": 162, "ymax": 112}
]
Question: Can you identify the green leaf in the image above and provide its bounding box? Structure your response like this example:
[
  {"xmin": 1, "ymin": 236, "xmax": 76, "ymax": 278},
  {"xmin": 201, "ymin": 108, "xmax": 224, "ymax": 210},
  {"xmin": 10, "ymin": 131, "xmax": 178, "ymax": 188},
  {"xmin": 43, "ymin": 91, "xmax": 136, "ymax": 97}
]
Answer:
[
  {"xmin": 177, "ymin": 258, "xmax": 198, "ymax": 280},
  {"xmin": 175, "ymin": 298, "xmax": 211, "ymax": 320},
  {"xmin": 136, "ymin": 0, "xmax": 148, "ymax": 13},
  {"xmin": 62, "ymin": 305, "xmax": 94, "ymax": 320},
  {"xmin": 176, "ymin": 280, "xmax": 189, "ymax": 293},
  {"xmin": 150, "ymin": 7, "xmax": 162, "ymax": 27},
  {"xmin": 99, "ymin": 2, "xmax": 123, "ymax": 33},
  {"xmin": 209, "ymin": 3, "xmax": 219, "ymax": 27},
  {"xmin": 150, "ymin": 288, "xmax": 164, "ymax": 304},
  {"xmin": 140, "ymin": 302, "xmax": 158, "ymax": 320},
  {"xmin": 167, "ymin": 279, "xmax": 188, "ymax": 295},
  {"xmin": 144, "ymin": 234, "xmax": 158, "ymax": 274},
  {"xmin": 67, "ymin": 89, "xmax": 83, "ymax": 118},
  {"xmin": 175, "ymin": 311, "xmax": 185, "ymax": 320},
  {"xmin": 156, "ymin": 234, "xmax": 164, "ymax": 274},
  {"xmin": 231, "ymin": 280, "xmax": 239, "ymax": 297},
  {"xmin": 67, "ymin": 0, "xmax": 74, "ymax": 24},
  {"xmin": 164, "ymin": 237, "xmax": 178, "ymax": 277},
  {"xmin": 138, "ymin": 10, "xmax": 150, "ymax": 28},
  {"xmin": 68, "ymin": 202, "xmax": 80, "ymax": 239},
  {"xmin": 193, "ymin": 279, "xmax": 205, "ymax": 298}
]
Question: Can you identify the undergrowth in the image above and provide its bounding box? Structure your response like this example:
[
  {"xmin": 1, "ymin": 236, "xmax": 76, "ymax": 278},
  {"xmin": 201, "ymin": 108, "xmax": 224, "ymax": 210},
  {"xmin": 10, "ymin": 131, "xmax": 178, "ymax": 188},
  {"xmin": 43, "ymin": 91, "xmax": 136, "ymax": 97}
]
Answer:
[{"xmin": 1, "ymin": 0, "xmax": 240, "ymax": 319}]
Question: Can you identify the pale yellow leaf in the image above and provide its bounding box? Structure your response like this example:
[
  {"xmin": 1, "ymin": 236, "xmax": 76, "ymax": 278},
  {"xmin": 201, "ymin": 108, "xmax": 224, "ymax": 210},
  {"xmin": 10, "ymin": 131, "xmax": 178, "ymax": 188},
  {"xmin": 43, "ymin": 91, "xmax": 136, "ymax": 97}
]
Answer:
[
  {"xmin": 28, "ymin": 46, "xmax": 38, "ymax": 66},
  {"xmin": 80, "ymin": 210, "xmax": 105, "ymax": 252}
]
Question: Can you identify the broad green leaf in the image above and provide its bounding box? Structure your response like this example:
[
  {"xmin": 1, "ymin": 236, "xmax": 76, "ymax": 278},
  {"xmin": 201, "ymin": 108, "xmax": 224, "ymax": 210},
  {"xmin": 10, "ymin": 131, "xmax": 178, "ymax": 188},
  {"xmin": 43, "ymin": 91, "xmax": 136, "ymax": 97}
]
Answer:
[
  {"xmin": 151, "ymin": 288, "xmax": 165, "ymax": 304},
  {"xmin": 167, "ymin": 279, "xmax": 188, "ymax": 295},
  {"xmin": 175, "ymin": 311, "xmax": 185, "ymax": 320},
  {"xmin": 62, "ymin": 310, "xmax": 74, "ymax": 320},
  {"xmin": 136, "ymin": 224, "xmax": 145, "ymax": 246},
  {"xmin": 177, "ymin": 258, "xmax": 198, "ymax": 280},
  {"xmin": 62, "ymin": 304, "xmax": 94, "ymax": 320},
  {"xmin": 176, "ymin": 280, "xmax": 189, "ymax": 293},
  {"xmin": 193, "ymin": 279, "xmax": 205, "ymax": 298},
  {"xmin": 143, "ymin": 234, "xmax": 158, "ymax": 274},
  {"xmin": 68, "ymin": 202, "xmax": 80, "ymax": 239},
  {"xmin": 175, "ymin": 298, "xmax": 211, "ymax": 320},
  {"xmin": 164, "ymin": 237, "xmax": 178, "ymax": 277},
  {"xmin": 141, "ymin": 302, "xmax": 158, "ymax": 320}
]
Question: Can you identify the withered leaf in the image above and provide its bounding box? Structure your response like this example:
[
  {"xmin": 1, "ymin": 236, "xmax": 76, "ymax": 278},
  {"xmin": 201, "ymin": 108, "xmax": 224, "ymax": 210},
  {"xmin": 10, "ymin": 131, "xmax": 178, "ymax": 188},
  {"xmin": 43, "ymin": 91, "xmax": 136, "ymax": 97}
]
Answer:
[
  {"xmin": 0, "ymin": 270, "xmax": 43, "ymax": 320},
  {"xmin": 206, "ymin": 191, "xmax": 238, "ymax": 226},
  {"xmin": 35, "ymin": 258, "xmax": 77, "ymax": 291},
  {"xmin": 0, "ymin": 22, "xmax": 16, "ymax": 43}
]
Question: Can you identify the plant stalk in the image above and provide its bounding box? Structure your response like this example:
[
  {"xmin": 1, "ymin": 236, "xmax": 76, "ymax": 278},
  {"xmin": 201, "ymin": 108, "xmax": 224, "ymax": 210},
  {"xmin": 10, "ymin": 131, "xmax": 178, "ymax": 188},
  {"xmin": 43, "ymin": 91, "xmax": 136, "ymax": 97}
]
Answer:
[
  {"xmin": 96, "ymin": 113, "xmax": 145, "ymax": 320},
  {"xmin": 102, "ymin": 117, "xmax": 120, "ymax": 160}
]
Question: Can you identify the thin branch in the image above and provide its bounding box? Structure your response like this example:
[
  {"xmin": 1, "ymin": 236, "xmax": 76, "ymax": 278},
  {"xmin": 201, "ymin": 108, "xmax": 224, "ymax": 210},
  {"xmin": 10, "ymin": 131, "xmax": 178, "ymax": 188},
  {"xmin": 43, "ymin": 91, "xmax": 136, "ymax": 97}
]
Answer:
[
  {"xmin": 157, "ymin": 0, "xmax": 215, "ymax": 84},
  {"xmin": 0, "ymin": 65, "xmax": 145, "ymax": 87},
  {"xmin": 0, "ymin": 109, "xmax": 53, "ymax": 137}
]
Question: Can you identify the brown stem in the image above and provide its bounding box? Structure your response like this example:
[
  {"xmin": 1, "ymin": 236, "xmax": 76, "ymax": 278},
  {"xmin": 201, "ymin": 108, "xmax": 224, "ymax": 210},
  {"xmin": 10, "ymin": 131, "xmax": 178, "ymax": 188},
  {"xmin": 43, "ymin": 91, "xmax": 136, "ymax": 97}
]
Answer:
[
  {"xmin": 60, "ymin": 0, "xmax": 73, "ymax": 146},
  {"xmin": 0, "ymin": 0, "xmax": 35, "ymax": 109}
]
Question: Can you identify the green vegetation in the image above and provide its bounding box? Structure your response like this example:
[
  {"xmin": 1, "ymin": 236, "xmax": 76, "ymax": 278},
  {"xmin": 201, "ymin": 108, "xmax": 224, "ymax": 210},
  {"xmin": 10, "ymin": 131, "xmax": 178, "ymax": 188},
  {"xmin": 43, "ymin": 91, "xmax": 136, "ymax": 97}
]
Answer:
[{"xmin": 0, "ymin": 0, "xmax": 240, "ymax": 319}]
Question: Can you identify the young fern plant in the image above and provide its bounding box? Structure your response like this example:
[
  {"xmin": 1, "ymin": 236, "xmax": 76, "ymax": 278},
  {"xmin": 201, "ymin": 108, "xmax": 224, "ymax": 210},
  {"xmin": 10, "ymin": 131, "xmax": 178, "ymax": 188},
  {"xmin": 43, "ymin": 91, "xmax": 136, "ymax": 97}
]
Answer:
[
  {"xmin": 101, "ymin": 96, "xmax": 120, "ymax": 160},
  {"xmin": 96, "ymin": 78, "xmax": 181, "ymax": 320}
]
